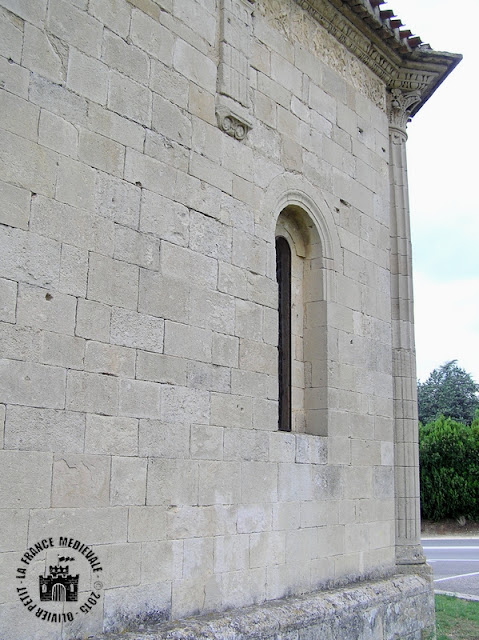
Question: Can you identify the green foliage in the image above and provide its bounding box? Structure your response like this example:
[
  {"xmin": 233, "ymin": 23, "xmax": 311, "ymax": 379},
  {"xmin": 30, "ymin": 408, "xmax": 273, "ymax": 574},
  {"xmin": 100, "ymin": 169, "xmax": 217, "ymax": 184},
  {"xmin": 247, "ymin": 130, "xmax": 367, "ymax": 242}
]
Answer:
[
  {"xmin": 418, "ymin": 360, "xmax": 479, "ymax": 425},
  {"xmin": 419, "ymin": 415, "xmax": 479, "ymax": 521}
]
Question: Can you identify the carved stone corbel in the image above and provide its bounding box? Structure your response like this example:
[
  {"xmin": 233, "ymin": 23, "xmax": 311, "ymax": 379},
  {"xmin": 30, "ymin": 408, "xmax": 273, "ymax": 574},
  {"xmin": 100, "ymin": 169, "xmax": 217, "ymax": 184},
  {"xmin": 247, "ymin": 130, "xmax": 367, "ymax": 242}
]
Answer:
[{"xmin": 387, "ymin": 88, "xmax": 422, "ymax": 137}]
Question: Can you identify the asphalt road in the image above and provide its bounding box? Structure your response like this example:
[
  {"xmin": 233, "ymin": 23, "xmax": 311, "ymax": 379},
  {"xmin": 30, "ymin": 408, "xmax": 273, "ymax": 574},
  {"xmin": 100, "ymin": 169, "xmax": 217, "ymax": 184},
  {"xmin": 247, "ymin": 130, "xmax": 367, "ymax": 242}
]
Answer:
[{"xmin": 422, "ymin": 537, "xmax": 479, "ymax": 597}]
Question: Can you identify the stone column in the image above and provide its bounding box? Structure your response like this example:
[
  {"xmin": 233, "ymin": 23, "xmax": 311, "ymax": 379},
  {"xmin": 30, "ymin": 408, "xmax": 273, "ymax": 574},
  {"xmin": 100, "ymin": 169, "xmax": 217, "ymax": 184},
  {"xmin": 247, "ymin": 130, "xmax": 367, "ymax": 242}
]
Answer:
[{"xmin": 388, "ymin": 89, "xmax": 428, "ymax": 571}]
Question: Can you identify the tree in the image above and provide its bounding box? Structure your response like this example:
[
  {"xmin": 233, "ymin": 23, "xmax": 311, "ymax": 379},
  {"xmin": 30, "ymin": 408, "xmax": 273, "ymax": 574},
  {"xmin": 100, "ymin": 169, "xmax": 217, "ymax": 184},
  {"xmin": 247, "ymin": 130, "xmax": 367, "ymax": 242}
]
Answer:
[{"xmin": 418, "ymin": 360, "xmax": 479, "ymax": 425}]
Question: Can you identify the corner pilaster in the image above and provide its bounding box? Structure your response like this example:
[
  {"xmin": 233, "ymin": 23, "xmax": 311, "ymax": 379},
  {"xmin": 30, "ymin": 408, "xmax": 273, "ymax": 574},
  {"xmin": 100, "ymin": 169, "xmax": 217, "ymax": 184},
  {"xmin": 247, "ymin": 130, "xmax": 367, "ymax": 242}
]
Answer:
[{"xmin": 388, "ymin": 88, "xmax": 429, "ymax": 572}]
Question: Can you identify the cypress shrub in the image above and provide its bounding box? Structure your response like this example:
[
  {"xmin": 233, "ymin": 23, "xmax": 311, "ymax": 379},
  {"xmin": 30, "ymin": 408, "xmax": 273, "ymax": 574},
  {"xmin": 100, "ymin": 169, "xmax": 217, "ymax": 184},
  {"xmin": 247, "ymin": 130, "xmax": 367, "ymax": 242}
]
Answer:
[{"xmin": 419, "ymin": 415, "xmax": 479, "ymax": 521}]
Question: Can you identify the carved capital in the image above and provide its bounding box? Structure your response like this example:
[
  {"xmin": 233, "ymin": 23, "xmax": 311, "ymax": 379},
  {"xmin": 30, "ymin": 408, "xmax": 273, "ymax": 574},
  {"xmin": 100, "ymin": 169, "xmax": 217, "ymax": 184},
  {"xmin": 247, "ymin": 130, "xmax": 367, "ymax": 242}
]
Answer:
[
  {"xmin": 216, "ymin": 105, "xmax": 252, "ymax": 140},
  {"xmin": 387, "ymin": 88, "xmax": 421, "ymax": 135}
]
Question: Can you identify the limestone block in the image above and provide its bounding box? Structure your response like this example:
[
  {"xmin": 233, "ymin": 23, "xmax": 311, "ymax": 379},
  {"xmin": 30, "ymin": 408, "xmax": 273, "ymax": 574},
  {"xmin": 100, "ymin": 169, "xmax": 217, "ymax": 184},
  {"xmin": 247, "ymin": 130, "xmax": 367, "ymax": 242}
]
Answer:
[
  {"xmin": 47, "ymin": 0, "xmax": 103, "ymax": 58},
  {"xmin": 271, "ymin": 52, "xmax": 302, "ymax": 97},
  {"xmin": 286, "ymin": 527, "xmax": 318, "ymax": 566},
  {"xmin": 0, "ymin": 358, "xmax": 65, "ymax": 408},
  {"xmin": 351, "ymin": 438, "xmax": 381, "ymax": 466},
  {"xmin": 232, "ymin": 229, "xmax": 268, "ymax": 277},
  {"xmin": 173, "ymin": 0, "xmax": 216, "ymax": 45},
  {"xmin": 101, "ymin": 542, "xmax": 142, "ymax": 589},
  {"xmin": 136, "ymin": 351, "xmax": 186, "ymax": 386},
  {"xmin": 0, "ymin": 6, "xmax": 23, "ymax": 63},
  {"xmin": 31, "ymin": 194, "xmax": 115, "ymax": 255},
  {"xmin": 231, "ymin": 369, "xmax": 271, "ymax": 400},
  {"xmin": 183, "ymin": 536, "xmax": 215, "ymax": 583},
  {"xmin": 29, "ymin": 73, "xmax": 88, "ymax": 127},
  {"xmin": 164, "ymin": 321, "xmax": 212, "ymax": 364},
  {"xmin": 214, "ymin": 534, "xmax": 249, "ymax": 574},
  {"xmin": 103, "ymin": 582, "xmax": 171, "ymax": 634},
  {"xmin": 187, "ymin": 362, "xmax": 230, "ymax": 393},
  {"xmin": 0, "ymin": 403, "xmax": 3, "ymax": 447},
  {"xmin": 111, "ymin": 456, "xmax": 147, "ymax": 505},
  {"xmin": 128, "ymin": 506, "xmax": 166, "ymax": 542},
  {"xmin": 56, "ymin": 155, "xmax": 96, "ymax": 211},
  {"xmin": 124, "ymin": 148, "xmax": 177, "ymax": 201},
  {"xmin": 373, "ymin": 466, "xmax": 394, "ymax": 499},
  {"xmin": 89, "ymin": 0, "xmax": 131, "ymax": 38},
  {"xmin": 150, "ymin": 59, "xmax": 189, "ymax": 110},
  {"xmin": 189, "ymin": 84, "xmax": 216, "ymax": 125},
  {"xmin": 278, "ymin": 463, "xmax": 313, "ymax": 502},
  {"xmin": 22, "ymin": 23, "xmax": 65, "ymax": 85},
  {"xmin": 172, "ymin": 574, "xmax": 222, "ymax": 619},
  {"xmin": 161, "ymin": 242, "xmax": 218, "ymax": 290},
  {"xmin": 88, "ymin": 102, "xmax": 145, "ymax": 154},
  {"xmin": 0, "ymin": 323, "xmax": 42, "ymax": 363},
  {"xmin": 0, "ymin": 450, "xmax": 52, "ymax": 508},
  {"xmin": 221, "ymin": 567, "xmax": 266, "ymax": 611},
  {"xmin": 235, "ymin": 299, "xmax": 263, "ymax": 342},
  {"xmin": 110, "ymin": 308, "xmax": 164, "ymax": 353},
  {"xmin": 167, "ymin": 505, "xmax": 235, "ymax": 540},
  {"xmin": 210, "ymin": 393, "xmax": 252, "ymax": 429},
  {"xmin": 114, "ymin": 227, "xmax": 159, "ymax": 271},
  {"xmin": 0, "ymin": 278, "xmax": 16, "ymax": 323},
  {"xmin": 242, "ymin": 462, "xmax": 278, "ymax": 504},
  {"xmin": 40, "ymin": 331, "xmax": 84, "ymax": 369},
  {"xmin": 108, "ymin": 71, "xmax": 152, "ymax": 127},
  {"xmin": 76, "ymin": 298, "xmax": 111, "ymax": 342},
  {"xmin": 0, "ymin": 128, "xmax": 57, "ymax": 198},
  {"xmin": 51, "ymin": 453, "xmax": 111, "ymax": 507},
  {"xmin": 0, "ymin": 58, "xmax": 29, "ymax": 102},
  {"xmin": 190, "ymin": 424, "xmax": 224, "ymax": 460},
  {"xmin": 269, "ymin": 432, "xmax": 295, "ymax": 463},
  {"xmin": 0, "ymin": 181, "xmax": 29, "ymax": 231},
  {"xmin": 295, "ymin": 434, "xmax": 327, "ymax": 464},
  {"xmin": 103, "ymin": 30, "xmax": 149, "ymax": 85},
  {"xmin": 173, "ymin": 39, "xmax": 216, "ymax": 94},
  {"xmin": 240, "ymin": 339, "xmax": 276, "ymax": 376},
  {"xmin": 38, "ymin": 109, "xmax": 78, "ymax": 158},
  {"xmin": 141, "ymin": 539, "xmax": 183, "ymax": 583},
  {"xmin": 161, "ymin": 385, "xmax": 210, "ymax": 424},
  {"xmin": 0, "ymin": 88, "xmax": 39, "ymax": 142},
  {"xmin": 58, "ymin": 243, "xmax": 88, "ymax": 296},
  {"xmin": 0, "ymin": 508, "xmax": 28, "ymax": 552},
  {"xmin": 140, "ymin": 189, "xmax": 189, "ymax": 246},
  {"xmin": 130, "ymin": 9, "xmax": 174, "ymax": 66},
  {"xmin": 199, "ymin": 461, "xmax": 241, "ymax": 505},
  {"xmin": 139, "ymin": 270, "xmax": 188, "ymax": 323},
  {"xmin": 28, "ymin": 506, "xmax": 128, "ymax": 545},
  {"xmin": 190, "ymin": 153, "xmax": 233, "ymax": 195},
  {"xmin": 85, "ymin": 341, "xmax": 135, "ymax": 378},
  {"xmin": 250, "ymin": 530, "xmax": 286, "ymax": 568},
  {"xmin": 212, "ymin": 332, "xmax": 239, "ymax": 368},
  {"xmin": 78, "ymin": 128, "xmax": 125, "ymax": 177},
  {"xmin": 66, "ymin": 370, "xmax": 119, "ymax": 415},
  {"xmin": 147, "ymin": 458, "xmax": 198, "ymax": 506},
  {"xmin": 190, "ymin": 211, "xmax": 233, "ymax": 262},
  {"xmin": 139, "ymin": 420, "xmax": 189, "ymax": 458},
  {"xmin": 88, "ymin": 253, "xmax": 139, "ymax": 310},
  {"xmin": 94, "ymin": 171, "xmax": 141, "ymax": 228},
  {"xmin": 85, "ymin": 415, "xmax": 138, "ymax": 457},
  {"xmin": 119, "ymin": 379, "xmax": 161, "ymax": 419},
  {"xmin": 223, "ymin": 428, "xmax": 269, "ymax": 462},
  {"xmin": 190, "ymin": 287, "xmax": 235, "ymax": 335},
  {"xmin": 218, "ymin": 261, "xmax": 247, "ymax": 299},
  {"xmin": 272, "ymin": 501, "xmax": 300, "ymax": 531},
  {"xmin": 343, "ymin": 465, "xmax": 372, "ymax": 501},
  {"xmin": 144, "ymin": 130, "xmax": 190, "ymax": 173},
  {"xmin": 152, "ymin": 93, "xmax": 192, "ymax": 146},
  {"xmin": 16, "ymin": 284, "xmax": 74, "ymax": 334}
]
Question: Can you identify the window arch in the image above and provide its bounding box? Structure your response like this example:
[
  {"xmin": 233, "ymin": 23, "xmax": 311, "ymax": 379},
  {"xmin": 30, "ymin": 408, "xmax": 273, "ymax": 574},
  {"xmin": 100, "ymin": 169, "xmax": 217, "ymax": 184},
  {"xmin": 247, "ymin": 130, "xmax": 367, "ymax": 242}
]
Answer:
[{"xmin": 276, "ymin": 206, "xmax": 328, "ymax": 436}]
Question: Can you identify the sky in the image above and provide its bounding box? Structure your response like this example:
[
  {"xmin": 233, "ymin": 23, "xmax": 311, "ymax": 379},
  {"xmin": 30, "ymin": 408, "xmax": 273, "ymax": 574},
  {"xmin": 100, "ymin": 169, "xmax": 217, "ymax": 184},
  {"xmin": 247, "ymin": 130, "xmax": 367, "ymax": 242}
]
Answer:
[{"xmin": 390, "ymin": 0, "xmax": 479, "ymax": 383}]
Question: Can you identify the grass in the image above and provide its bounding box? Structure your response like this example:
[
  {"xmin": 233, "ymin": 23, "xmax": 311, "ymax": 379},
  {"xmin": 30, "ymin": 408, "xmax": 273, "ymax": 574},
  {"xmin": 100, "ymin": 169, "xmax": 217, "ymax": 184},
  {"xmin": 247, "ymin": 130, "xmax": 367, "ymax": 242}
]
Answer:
[{"xmin": 436, "ymin": 594, "xmax": 479, "ymax": 639}]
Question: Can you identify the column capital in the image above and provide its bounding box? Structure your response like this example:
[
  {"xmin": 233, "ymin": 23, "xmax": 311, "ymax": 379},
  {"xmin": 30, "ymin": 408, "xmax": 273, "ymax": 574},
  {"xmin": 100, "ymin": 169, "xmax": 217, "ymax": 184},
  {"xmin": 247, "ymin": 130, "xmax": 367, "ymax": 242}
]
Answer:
[{"xmin": 387, "ymin": 89, "xmax": 422, "ymax": 137}]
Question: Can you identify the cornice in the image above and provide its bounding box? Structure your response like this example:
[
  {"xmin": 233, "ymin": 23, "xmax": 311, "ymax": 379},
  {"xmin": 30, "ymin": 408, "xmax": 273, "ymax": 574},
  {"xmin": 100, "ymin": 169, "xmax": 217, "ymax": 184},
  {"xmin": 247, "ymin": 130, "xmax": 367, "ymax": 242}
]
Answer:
[{"xmin": 293, "ymin": 0, "xmax": 461, "ymax": 118}]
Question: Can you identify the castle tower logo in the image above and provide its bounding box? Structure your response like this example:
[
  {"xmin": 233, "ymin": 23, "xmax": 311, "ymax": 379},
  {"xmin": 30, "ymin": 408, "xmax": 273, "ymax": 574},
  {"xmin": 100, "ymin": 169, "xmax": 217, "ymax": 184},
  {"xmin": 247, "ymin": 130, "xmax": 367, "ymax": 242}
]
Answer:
[
  {"xmin": 39, "ymin": 560, "xmax": 79, "ymax": 602},
  {"xmin": 15, "ymin": 536, "xmax": 104, "ymax": 626}
]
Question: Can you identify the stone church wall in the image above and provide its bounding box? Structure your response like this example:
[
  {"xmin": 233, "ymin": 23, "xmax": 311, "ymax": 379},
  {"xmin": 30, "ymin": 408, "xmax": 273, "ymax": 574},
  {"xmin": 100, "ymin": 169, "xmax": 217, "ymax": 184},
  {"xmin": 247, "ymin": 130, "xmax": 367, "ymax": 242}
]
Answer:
[{"xmin": 0, "ymin": 0, "xmax": 434, "ymax": 638}]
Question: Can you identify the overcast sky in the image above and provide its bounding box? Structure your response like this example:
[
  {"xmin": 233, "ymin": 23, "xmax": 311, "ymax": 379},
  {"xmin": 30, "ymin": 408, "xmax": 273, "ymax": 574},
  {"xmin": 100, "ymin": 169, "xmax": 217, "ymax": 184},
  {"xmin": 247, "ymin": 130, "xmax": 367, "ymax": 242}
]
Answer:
[{"xmin": 390, "ymin": 0, "xmax": 479, "ymax": 383}]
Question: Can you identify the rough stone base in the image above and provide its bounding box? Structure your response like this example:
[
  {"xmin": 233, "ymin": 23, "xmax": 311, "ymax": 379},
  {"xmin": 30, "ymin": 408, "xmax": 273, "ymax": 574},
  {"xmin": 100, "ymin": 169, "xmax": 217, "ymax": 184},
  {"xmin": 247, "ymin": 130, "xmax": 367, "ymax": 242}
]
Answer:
[{"xmin": 91, "ymin": 574, "xmax": 436, "ymax": 640}]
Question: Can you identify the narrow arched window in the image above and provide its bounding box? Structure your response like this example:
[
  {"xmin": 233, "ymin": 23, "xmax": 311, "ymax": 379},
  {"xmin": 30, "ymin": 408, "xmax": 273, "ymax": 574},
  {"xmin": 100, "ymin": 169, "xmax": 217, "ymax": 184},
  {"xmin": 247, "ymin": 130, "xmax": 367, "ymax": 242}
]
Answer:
[{"xmin": 276, "ymin": 236, "xmax": 292, "ymax": 432}]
